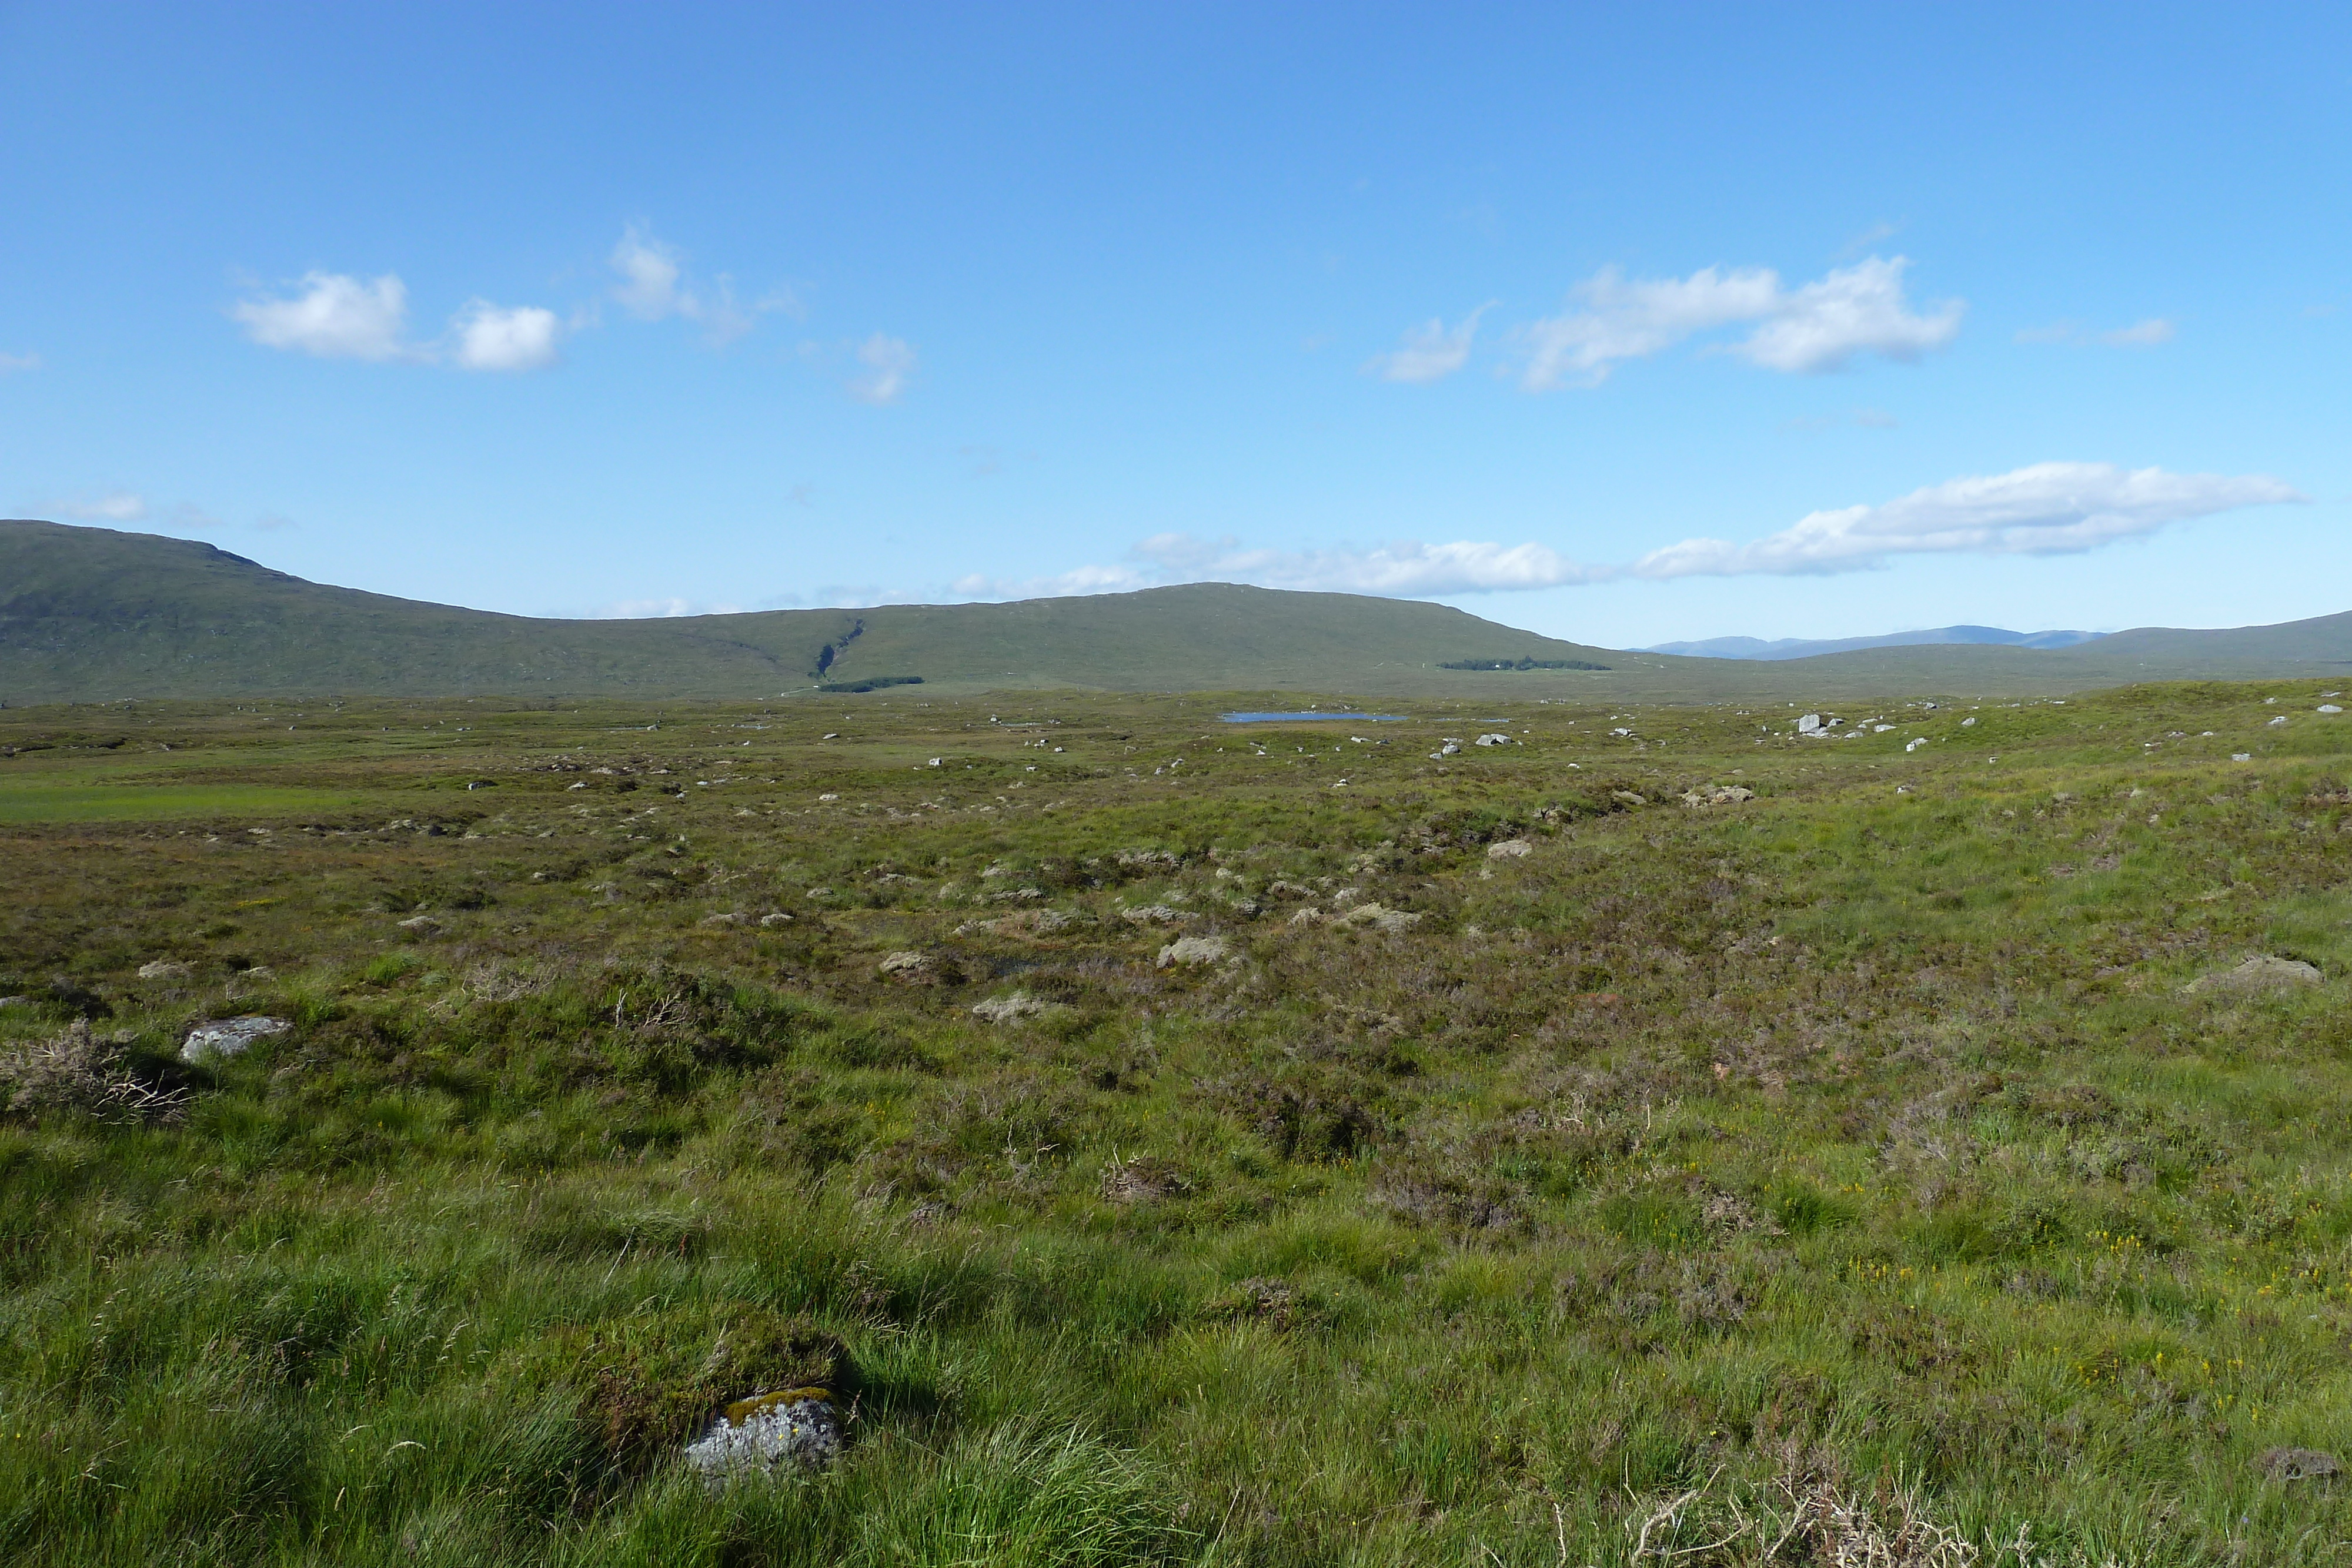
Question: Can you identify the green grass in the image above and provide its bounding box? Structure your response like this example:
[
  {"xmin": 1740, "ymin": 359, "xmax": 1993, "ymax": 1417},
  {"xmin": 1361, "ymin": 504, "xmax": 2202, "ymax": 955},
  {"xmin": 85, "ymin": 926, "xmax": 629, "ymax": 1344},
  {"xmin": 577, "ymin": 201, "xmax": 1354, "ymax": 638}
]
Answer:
[
  {"xmin": 3, "ymin": 681, "xmax": 2352, "ymax": 1563},
  {"xmin": 0, "ymin": 783, "xmax": 389, "ymax": 823}
]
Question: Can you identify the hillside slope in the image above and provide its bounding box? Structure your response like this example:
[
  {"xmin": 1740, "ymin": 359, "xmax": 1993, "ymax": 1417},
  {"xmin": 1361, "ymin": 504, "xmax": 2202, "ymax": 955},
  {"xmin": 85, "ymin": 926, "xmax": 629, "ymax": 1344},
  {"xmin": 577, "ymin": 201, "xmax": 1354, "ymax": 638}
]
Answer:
[{"xmin": 0, "ymin": 520, "xmax": 1627, "ymax": 703}]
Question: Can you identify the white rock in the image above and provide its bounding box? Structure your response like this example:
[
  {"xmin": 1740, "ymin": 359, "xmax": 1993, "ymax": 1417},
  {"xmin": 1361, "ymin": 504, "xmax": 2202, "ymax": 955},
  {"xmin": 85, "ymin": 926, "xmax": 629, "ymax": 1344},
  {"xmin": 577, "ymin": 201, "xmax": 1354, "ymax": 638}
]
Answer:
[
  {"xmin": 1474, "ymin": 733, "xmax": 1512, "ymax": 747},
  {"xmin": 181, "ymin": 1016, "xmax": 290, "ymax": 1063},
  {"xmin": 2321, "ymin": 706, "xmax": 2343, "ymax": 715},
  {"xmin": 682, "ymin": 1390, "xmax": 841, "ymax": 1483},
  {"xmin": 1157, "ymin": 935, "xmax": 1231, "ymax": 967},
  {"xmin": 1486, "ymin": 838, "xmax": 1534, "ymax": 859},
  {"xmin": 1906, "ymin": 737, "xmax": 1927, "ymax": 752},
  {"xmin": 971, "ymin": 992, "xmax": 1053, "ymax": 1022},
  {"xmin": 2269, "ymin": 716, "xmax": 2289, "ymax": 727},
  {"xmin": 137, "ymin": 960, "xmax": 193, "ymax": 981},
  {"xmin": 1796, "ymin": 713, "xmax": 1822, "ymax": 734}
]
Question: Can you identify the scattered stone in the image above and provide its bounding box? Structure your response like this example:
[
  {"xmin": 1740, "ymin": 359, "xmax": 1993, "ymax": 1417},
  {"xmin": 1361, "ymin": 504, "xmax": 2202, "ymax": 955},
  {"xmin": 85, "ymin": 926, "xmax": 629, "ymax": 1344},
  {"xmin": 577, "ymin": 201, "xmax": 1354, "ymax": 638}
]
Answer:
[
  {"xmin": 1119, "ymin": 904, "xmax": 1190, "ymax": 925},
  {"xmin": 181, "ymin": 1015, "xmax": 290, "ymax": 1063},
  {"xmin": 136, "ymin": 959, "xmax": 193, "ymax": 981},
  {"xmin": 759, "ymin": 912, "xmax": 794, "ymax": 927},
  {"xmin": 1289, "ymin": 906, "xmax": 1324, "ymax": 925},
  {"xmin": 1678, "ymin": 785, "xmax": 1755, "ymax": 808},
  {"xmin": 1116, "ymin": 848, "xmax": 1182, "ymax": 870},
  {"xmin": 816, "ymin": 793, "xmax": 840, "ymax": 802},
  {"xmin": 971, "ymin": 992, "xmax": 1053, "ymax": 1023},
  {"xmin": 1610, "ymin": 790, "xmax": 1648, "ymax": 808},
  {"xmin": 1265, "ymin": 880, "xmax": 1314, "ymax": 900},
  {"xmin": 1486, "ymin": 838, "xmax": 1534, "ymax": 859},
  {"xmin": 1157, "ymin": 934, "xmax": 1231, "ymax": 967},
  {"xmin": 1797, "ymin": 713, "xmax": 1823, "ymax": 734},
  {"xmin": 699, "ymin": 912, "xmax": 746, "ymax": 927},
  {"xmin": 2187, "ymin": 955, "xmax": 2323, "ymax": 995},
  {"xmin": 2321, "ymin": 705, "xmax": 2344, "ymax": 715},
  {"xmin": 682, "ymin": 1389, "xmax": 843, "ymax": 1483},
  {"xmin": 877, "ymin": 951, "xmax": 934, "ymax": 981},
  {"xmin": 2257, "ymin": 1447, "xmax": 2340, "ymax": 1483},
  {"xmin": 396, "ymin": 914, "xmax": 442, "ymax": 935},
  {"xmin": 1338, "ymin": 902, "xmax": 1422, "ymax": 933},
  {"xmin": 1473, "ymin": 733, "xmax": 1512, "ymax": 747},
  {"xmin": 1431, "ymin": 740, "xmax": 1462, "ymax": 758}
]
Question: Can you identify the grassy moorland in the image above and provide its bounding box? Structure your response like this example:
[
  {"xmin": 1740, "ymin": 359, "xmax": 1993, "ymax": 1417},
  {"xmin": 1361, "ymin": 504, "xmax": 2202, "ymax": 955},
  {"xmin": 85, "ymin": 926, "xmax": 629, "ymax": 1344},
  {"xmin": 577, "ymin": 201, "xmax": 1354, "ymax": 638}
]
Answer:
[{"xmin": 2, "ymin": 682, "xmax": 2351, "ymax": 1566}]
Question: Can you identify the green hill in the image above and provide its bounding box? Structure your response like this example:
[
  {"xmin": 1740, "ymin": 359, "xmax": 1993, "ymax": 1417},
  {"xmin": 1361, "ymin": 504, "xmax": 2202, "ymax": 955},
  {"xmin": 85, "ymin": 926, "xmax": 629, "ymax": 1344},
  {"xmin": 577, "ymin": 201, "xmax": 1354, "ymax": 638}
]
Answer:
[
  {"xmin": 6, "ymin": 517, "xmax": 2351, "ymax": 705},
  {"xmin": 0, "ymin": 520, "xmax": 1630, "ymax": 703}
]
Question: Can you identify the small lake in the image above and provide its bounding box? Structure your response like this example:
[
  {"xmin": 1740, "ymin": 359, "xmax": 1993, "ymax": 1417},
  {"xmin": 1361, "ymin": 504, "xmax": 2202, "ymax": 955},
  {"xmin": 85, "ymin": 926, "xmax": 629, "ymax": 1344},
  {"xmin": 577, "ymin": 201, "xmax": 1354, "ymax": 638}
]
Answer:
[{"xmin": 1220, "ymin": 711, "xmax": 1408, "ymax": 723}]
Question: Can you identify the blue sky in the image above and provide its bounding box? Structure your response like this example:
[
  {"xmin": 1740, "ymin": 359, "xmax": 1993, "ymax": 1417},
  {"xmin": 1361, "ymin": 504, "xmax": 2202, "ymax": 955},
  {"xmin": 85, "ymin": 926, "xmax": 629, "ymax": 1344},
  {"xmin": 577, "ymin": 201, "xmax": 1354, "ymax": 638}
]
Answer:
[{"xmin": 2, "ymin": 2, "xmax": 2346, "ymax": 649}]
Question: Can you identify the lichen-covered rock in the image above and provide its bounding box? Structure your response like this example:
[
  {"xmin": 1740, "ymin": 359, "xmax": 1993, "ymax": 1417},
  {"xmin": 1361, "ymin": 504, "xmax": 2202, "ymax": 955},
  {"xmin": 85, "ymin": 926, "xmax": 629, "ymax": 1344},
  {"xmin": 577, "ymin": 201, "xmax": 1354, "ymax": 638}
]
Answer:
[
  {"xmin": 1338, "ymin": 903, "xmax": 1422, "ymax": 933},
  {"xmin": 971, "ymin": 992, "xmax": 1053, "ymax": 1023},
  {"xmin": 2187, "ymin": 955, "xmax": 2323, "ymax": 995},
  {"xmin": 1486, "ymin": 839, "xmax": 1533, "ymax": 860},
  {"xmin": 136, "ymin": 959, "xmax": 193, "ymax": 981},
  {"xmin": 181, "ymin": 1016, "xmax": 290, "ymax": 1063},
  {"xmin": 877, "ymin": 951, "xmax": 933, "ymax": 981},
  {"xmin": 682, "ymin": 1388, "xmax": 843, "ymax": 1483},
  {"xmin": 1157, "ymin": 935, "xmax": 1230, "ymax": 967}
]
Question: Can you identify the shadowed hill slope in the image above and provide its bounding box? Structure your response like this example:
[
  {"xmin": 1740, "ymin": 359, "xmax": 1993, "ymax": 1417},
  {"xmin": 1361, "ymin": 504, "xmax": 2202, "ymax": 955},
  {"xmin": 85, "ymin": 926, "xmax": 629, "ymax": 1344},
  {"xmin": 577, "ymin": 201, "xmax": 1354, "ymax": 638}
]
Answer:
[
  {"xmin": 0, "ymin": 520, "xmax": 1629, "ymax": 702},
  {"xmin": 6, "ymin": 519, "xmax": 2351, "ymax": 705}
]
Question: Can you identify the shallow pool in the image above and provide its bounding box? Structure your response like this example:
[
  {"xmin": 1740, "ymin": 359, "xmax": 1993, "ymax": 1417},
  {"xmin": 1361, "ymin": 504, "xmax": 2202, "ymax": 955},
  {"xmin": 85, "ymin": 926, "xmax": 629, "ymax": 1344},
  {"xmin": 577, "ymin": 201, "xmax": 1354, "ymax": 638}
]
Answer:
[{"xmin": 1219, "ymin": 711, "xmax": 1408, "ymax": 723}]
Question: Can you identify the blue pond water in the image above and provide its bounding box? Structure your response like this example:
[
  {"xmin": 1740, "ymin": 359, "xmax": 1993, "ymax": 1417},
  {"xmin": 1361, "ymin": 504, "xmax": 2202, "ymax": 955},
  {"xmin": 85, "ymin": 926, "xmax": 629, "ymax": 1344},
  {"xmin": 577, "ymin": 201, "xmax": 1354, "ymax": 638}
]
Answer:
[{"xmin": 1220, "ymin": 711, "xmax": 1408, "ymax": 723}]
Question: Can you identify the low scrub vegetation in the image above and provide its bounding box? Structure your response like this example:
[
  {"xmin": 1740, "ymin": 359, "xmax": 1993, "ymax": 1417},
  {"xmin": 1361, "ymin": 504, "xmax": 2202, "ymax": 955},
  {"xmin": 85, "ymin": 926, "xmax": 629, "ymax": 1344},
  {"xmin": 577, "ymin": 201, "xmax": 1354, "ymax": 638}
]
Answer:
[{"xmin": 2, "ymin": 683, "xmax": 2350, "ymax": 1564}]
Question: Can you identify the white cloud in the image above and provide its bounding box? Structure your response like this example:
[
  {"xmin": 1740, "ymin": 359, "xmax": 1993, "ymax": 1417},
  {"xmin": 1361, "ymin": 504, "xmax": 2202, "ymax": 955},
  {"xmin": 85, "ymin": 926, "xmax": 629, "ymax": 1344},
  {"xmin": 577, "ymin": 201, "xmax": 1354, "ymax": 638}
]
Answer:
[
  {"xmin": 954, "ymin": 532, "xmax": 1594, "ymax": 602},
  {"xmin": 1516, "ymin": 256, "xmax": 1959, "ymax": 388},
  {"xmin": 1632, "ymin": 462, "xmax": 2302, "ymax": 580},
  {"xmin": 848, "ymin": 334, "xmax": 916, "ymax": 404},
  {"xmin": 450, "ymin": 301, "xmax": 563, "ymax": 371},
  {"xmin": 0, "ymin": 350, "xmax": 39, "ymax": 373},
  {"xmin": 235, "ymin": 272, "xmax": 563, "ymax": 370},
  {"xmin": 233, "ymin": 272, "xmax": 412, "ymax": 360},
  {"xmin": 56, "ymin": 490, "xmax": 151, "ymax": 523},
  {"xmin": 1732, "ymin": 257, "xmax": 1963, "ymax": 372},
  {"xmin": 1364, "ymin": 304, "xmax": 1492, "ymax": 383}
]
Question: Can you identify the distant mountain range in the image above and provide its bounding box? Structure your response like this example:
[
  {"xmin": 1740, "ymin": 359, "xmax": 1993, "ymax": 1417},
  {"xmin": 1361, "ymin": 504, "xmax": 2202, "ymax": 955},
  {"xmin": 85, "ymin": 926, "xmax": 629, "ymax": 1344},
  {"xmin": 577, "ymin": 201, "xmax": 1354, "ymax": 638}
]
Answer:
[
  {"xmin": 1646, "ymin": 626, "xmax": 2108, "ymax": 660},
  {"xmin": 5, "ymin": 519, "xmax": 2351, "ymax": 705}
]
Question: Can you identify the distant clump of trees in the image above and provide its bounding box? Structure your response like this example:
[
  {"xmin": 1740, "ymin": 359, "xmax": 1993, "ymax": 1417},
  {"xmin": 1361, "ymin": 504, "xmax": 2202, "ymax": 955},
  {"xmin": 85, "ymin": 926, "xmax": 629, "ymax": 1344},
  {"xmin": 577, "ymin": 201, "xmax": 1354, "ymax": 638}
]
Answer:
[
  {"xmin": 818, "ymin": 675, "xmax": 924, "ymax": 693},
  {"xmin": 1439, "ymin": 656, "xmax": 1611, "ymax": 671}
]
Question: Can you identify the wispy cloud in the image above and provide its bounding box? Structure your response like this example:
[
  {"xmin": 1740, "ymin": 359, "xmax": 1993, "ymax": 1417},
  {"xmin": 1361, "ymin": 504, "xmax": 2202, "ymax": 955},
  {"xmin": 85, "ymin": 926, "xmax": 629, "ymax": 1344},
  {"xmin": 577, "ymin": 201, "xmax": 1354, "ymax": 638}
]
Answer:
[
  {"xmin": 600, "ymin": 596, "xmax": 749, "ymax": 618},
  {"xmin": 1631, "ymin": 462, "xmax": 2301, "ymax": 580},
  {"xmin": 848, "ymin": 333, "xmax": 916, "ymax": 404},
  {"xmin": 608, "ymin": 224, "xmax": 787, "ymax": 347},
  {"xmin": 943, "ymin": 460, "xmax": 2299, "ymax": 606},
  {"xmin": 953, "ymin": 532, "xmax": 1594, "ymax": 601},
  {"xmin": 1515, "ymin": 256, "xmax": 1961, "ymax": 389},
  {"xmin": 2015, "ymin": 317, "xmax": 2177, "ymax": 347},
  {"xmin": 55, "ymin": 490, "xmax": 152, "ymax": 523},
  {"xmin": 1364, "ymin": 303, "xmax": 1493, "ymax": 383},
  {"xmin": 0, "ymin": 350, "xmax": 41, "ymax": 373},
  {"xmin": 235, "ymin": 272, "xmax": 565, "ymax": 370}
]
